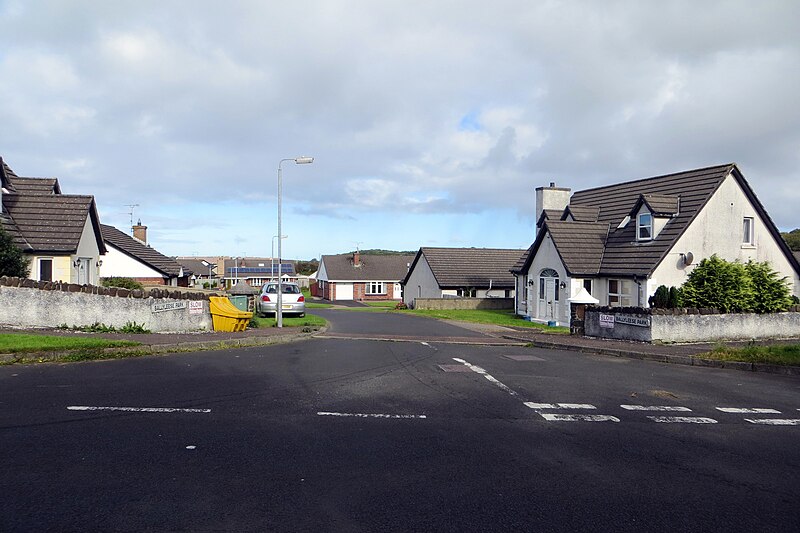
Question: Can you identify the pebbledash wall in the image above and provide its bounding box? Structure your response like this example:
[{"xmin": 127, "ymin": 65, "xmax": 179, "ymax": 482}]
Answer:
[
  {"xmin": 583, "ymin": 306, "xmax": 800, "ymax": 343},
  {"xmin": 0, "ymin": 277, "xmax": 212, "ymax": 333}
]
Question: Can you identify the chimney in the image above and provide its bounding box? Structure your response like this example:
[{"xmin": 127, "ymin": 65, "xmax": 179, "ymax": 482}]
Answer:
[
  {"xmin": 535, "ymin": 182, "xmax": 571, "ymax": 236},
  {"xmin": 353, "ymin": 251, "xmax": 360, "ymax": 267},
  {"xmin": 132, "ymin": 219, "xmax": 148, "ymax": 244}
]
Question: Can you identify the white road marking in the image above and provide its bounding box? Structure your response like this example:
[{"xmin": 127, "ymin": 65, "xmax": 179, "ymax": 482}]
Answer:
[
  {"xmin": 67, "ymin": 406, "xmax": 211, "ymax": 413},
  {"xmin": 317, "ymin": 412, "xmax": 427, "ymax": 419},
  {"xmin": 451, "ymin": 357, "xmax": 519, "ymax": 396},
  {"xmin": 420, "ymin": 342, "xmax": 430, "ymax": 346},
  {"xmin": 744, "ymin": 419, "xmax": 800, "ymax": 426},
  {"xmin": 621, "ymin": 405, "xmax": 692, "ymax": 412},
  {"xmin": 524, "ymin": 402, "xmax": 596, "ymax": 410},
  {"xmin": 648, "ymin": 416, "xmax": 717, "ymax": 424},
  {"xmin": 186, "ymin": 445, "xmax": 197, "ymax": 450},
  {"xmin": 540, "ymin": 413, "xmax": 619, "ymax": 422},
  {"xmin": 716, "ymin": 407, "xmax": 781, "ymax": 414}
]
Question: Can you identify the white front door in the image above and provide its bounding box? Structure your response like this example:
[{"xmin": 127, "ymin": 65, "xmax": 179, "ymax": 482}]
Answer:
[
  {"xmin": 78, "ymin": 258, "xmax": 91, "ymax": 285},
  {"xmin": 539, "ymin": 278, "xmax": 557, "ymax": 319}
]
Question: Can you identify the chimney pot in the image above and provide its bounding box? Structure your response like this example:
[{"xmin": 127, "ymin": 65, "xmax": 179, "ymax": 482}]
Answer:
[{"xmin": 133, "ymin": 221, "xmax": 148, "ymax": 244}]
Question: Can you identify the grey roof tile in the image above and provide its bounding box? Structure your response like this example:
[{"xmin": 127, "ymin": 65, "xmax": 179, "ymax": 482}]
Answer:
[
  {"xmin": 323, "ymin": 253, "xmax": 414, "ymax": 282},
  {"xmin": 408, "ymin": 247, "xmax": 525, "ymax": 288}
]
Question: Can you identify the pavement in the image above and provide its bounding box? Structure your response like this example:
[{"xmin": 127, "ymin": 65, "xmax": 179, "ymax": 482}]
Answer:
[{"xmin": 2, "ymin": 314, "xmax": 799, "ymax": 376}]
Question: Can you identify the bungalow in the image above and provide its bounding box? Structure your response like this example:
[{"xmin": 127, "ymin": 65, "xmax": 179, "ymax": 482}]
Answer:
[
  {"xmin": 1, "ymin": 157, "xmax": 106, "ymax": 284},
  {"xmin": 402, "ymin": 247, "xmax": 522, "ymax": 308},
  {"xmin": 100, "ymin": 222, "xmax": 191, "ymax": 286},
  {"xmin": 317, "ymin": 252, "xmax": 413, "ymax": 301},
  {"xmin": 512, "ymin": 163, "xmax": 800, "ymax": 325}
]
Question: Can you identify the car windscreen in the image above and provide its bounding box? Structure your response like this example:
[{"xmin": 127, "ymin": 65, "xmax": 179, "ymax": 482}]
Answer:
[{"xmin": 265, "ymin": 284, "xmax": 300, "ymax": 294}]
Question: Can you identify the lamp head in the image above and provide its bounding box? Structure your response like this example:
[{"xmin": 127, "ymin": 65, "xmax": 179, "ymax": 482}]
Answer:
[{"xmin": 294, "ymin": 156, "xmax": 314, "ymax": 165}]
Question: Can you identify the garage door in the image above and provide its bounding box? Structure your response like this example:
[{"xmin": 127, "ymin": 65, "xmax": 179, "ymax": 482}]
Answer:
[{"xmin": 335, "ymin": 282, "xmax": 353, "ymax": 300}]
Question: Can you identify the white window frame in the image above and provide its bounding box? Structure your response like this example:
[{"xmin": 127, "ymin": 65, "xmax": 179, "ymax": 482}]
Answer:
[
  {"xmin": 637, "ymin": 212, "xmax": 653, "ymax": 241},
  {"xmin": 608, "ymin": 279, "xmax": 633, "ymax": 307},
  {"xmin": 366, "ymin": 281, "xmax": 385, "ymax": 295},
  {"xmin": 743, "ymin": 217, "xmax": 755, "ymax": 246}
]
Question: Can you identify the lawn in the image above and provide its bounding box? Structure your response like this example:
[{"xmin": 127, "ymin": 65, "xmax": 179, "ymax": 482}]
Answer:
[
  {"xmin": 0, "ymin": 333, "xmax": 139, "ymax": 353},
  {"xmin": 249, "ymin": 313, "xmax": 327, "ymax": 328},
  {"xmin": 703, "ymin": 343, "xmax": 800, "ymax": 366},
  {"xmin": 400, "ymin": 309, "xmax": 569, "ymax": 332}
]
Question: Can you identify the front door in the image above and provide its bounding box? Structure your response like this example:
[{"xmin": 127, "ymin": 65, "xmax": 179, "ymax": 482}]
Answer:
[
  {"xmin": 537, "ymin": 269, "xmax": 559, "ymax": 321},
  {"xmin": 77, "ymin": 258, "xmax": 91, "ymax": 285}
]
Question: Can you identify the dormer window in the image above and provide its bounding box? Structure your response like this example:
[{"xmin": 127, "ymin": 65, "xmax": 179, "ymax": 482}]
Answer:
[{"xmin": 637, "ymin": 212, "xmax": 653, "ymax": 241}]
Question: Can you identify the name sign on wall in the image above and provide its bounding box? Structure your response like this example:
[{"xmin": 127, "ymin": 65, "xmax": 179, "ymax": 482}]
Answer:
[
  {"xmin": 152, "ymin": 301, "xmax": 188, "ymax": 313},
  {"xmin": 600, "ymin": 313, "xmax": 651, "ymax": 328}
]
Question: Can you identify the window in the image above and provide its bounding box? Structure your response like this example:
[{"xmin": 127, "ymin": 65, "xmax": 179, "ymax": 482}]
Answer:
[
  {"xmin": 637, "ymin": 212, "xmax": 653, "ymax": 240},
  {"xmin": 39, "ymin": 258, "xmax": 53, "ymax": 282},
  {"xmin": 583, "ymin": 279, "xmax": 592, "ymax": 294},
  {"xmin": 608, "ymin": 279, "xmax": 633, "ymax": 307},
  {"xmin": 367, "ymin": 281, "xmax": 385, "ymax": 295},
  {"xmin": 457, "ymin": 288, "xmax": 476, "ymax": 297},
  {"xmin": 743, "ymin": 217, "xmax": 754, "ymax": 245}
]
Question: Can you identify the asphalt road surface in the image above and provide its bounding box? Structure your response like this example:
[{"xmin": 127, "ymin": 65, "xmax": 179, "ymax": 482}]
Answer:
[{"xmin": 2, "ymin": 314, "xmax": 799, "ymax": 532}]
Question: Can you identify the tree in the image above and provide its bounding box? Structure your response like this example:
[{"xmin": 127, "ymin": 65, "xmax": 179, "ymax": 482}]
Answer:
[
  {"xmin": 744, "ymin": 260, "xmax": 793, "ymax": 313},
  {"xmin": 0, "ymin": 225, "xmax": 30, "ymax": 278},
  {"xmin": 781, "ymin": 228, "xmax": 800, "ymax": 251},
  {"xmin": 680, "ymin": 255, "xmax": 753, "ymax": 312}
]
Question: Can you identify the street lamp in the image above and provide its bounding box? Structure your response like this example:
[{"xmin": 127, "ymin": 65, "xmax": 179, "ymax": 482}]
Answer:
[
  {"xmin": 271, "ymin": 234, "xmax": 287, "ymax": 282},
  {"xmin": 277, "ymin": 156, "xmax": 313, "ymax": 327}
]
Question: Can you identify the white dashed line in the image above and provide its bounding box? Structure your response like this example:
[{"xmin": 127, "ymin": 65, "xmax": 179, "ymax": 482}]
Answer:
[
  {"xmin": 317, "ymin": 412, "xmax": 427, "ymax": 419},
  {"xmin": 744, "ymin": 419, "xmax": 800, "ymax": 426},
  {"xmin": 67, "ymin": 406, "xmax": 211, "ymax": 413},
  {"xmin": 716, "ymin": 407, "xmax": 781, "ymax": 414},
  {"xmin": 451, "ymin": 358, "xmax": 519, "ymax": 396},
  {"xmin": 620, "ymin": 405, "xmax": 692, "ymax": 412},
  {"xmin": 648, "ymin": 416, "xmax": 717, "ymax": 424},
  {"xmin": 524, "ymin": 402, "xmax": 596, "ymax": 410},
  {"xmin": 540, "ymin": 414, "xmax": 619, "ymax": 422}
]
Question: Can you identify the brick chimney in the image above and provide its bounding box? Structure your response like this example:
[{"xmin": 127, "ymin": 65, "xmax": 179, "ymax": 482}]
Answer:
[
  {"xmin": 132, "ymin": 219, "xmax": 147, "ymax": 244},
  {"xmin": 353, "ymin": 251, "xmax": 360, "ymax": 267}
]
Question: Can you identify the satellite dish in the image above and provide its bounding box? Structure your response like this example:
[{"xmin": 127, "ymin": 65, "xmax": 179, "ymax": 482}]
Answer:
[{"xmin": 683, "ymin": 251, "xmax": 694, "ymax": 266}]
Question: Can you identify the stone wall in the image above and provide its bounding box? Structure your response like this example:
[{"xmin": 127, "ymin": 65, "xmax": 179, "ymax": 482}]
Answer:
[
  {"xmin": 0, "ymin": 277, "xmax": 212, "ymax": 332},
  {"xmin": 584, "ymin": 305, "xmax": 800, "ymax": 343},
  {"xmin": 413, "ymin": 297, "xmax": 514, "ymax": 311}
]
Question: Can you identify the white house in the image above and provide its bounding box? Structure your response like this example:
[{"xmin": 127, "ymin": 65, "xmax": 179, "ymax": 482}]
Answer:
[
  {"xmin": 512, "ymin": 163, "xmax": 800, "ymax": 326},
  {"xmin": 402, "ymin": 247, "xmax": 522, "ymax": 308},
  {"xmin": 100, "ymin": 223, "xmax": 190, "ymax": 286},
  {"xmin": 1, "ymin": 157, "xmax": 106, "ymax": 285}
]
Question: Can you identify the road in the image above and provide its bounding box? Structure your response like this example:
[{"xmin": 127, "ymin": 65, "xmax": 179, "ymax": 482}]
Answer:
[{"xmin": 1, "ymin": 310, "xmax": 799, "ymax": 532}]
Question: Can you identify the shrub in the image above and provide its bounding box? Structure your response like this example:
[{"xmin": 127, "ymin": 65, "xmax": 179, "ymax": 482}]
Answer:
[
  {"xmin": 394, "ymin": 302, "xmax": 408, "ymax": 310},
  {"xmin": 648, "ymin": 285, "xmax": 669, "ymax": 308},
  {"xmin": 680, "ymin": 255, "xmax": 790, "ymax": 313},
  {"xmin": 744, "ymin": 260, "xmax": 793, "ymax": 313},
  {"xmin": 101, "ymin": 277, "xmax": 144, "ymax": 290},
  {"xmin": 667, "ymin": 286, "xmax": 682, "ymax": 308},
  {"xmin": 0, "ymin": 225, "xmax": 30, "ymax": 278},
  {"xmin": 680, "ymin": 255, "xmax": 753, "ymax": 312}
]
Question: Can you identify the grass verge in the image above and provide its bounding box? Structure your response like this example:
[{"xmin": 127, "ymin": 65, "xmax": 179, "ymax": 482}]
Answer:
[
  {"xmin": 306, "ymin": 302, "xmax": 334, "ymax": 309},
  {"xmin": 703, "ymin": 343, "xmax": 800, "ymax": 366},
  {"xmin": 399, "ymin": 309, "xmax": 570, "ymax": 333},
  {"xmin": 0, "ymin": 333, "xmax": 139, "ymax": 353},
  {"xmin": 249, "ymin": 313, "xmax": 327, "ymax": 328}
]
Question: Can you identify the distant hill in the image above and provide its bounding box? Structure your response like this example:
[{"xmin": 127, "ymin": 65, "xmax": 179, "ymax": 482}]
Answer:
[{"xmin": 356, "ymin": 249, "xmax": 416, "ymax": 255}]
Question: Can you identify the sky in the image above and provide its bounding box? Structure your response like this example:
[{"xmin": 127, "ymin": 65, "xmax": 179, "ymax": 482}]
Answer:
[{"xmin": 1, "ymin": 1, "xmax": 799, "ymax": 261}]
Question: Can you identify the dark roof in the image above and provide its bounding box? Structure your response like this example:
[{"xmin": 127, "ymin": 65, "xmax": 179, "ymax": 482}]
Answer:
[
  {"xmin": 322, "ymin": 253, "xmax": 414, "ymax": 282},
  {"xmin": 179, "ymin": 258, "xmax": 215, "ymax": 276},
  {"xmin": 101, "ymin": 224, "xmax": 185, "ymax": 277},
  {"xmin": 7, "ymin": 177, "xmax": 61, "ymax": 195},
  {"xmin": 536, "ymin": 209, "xmax": 564, "ymax": 228},
  {"xmin": 547, "ymin": 222, "xmax": 610, "ymax": 276},
  {"xmin": 563, "ymin": 205, "xmax": 599, "ymax": 222},
  {"xmin": 3, "ymin": 192, "xmax": 106, "ymax": 254},
  {"xmin": 404, "ymin": 247, "xmax": 525, "ymax": 289},
  {"xmin": 514, "ymin": 163, "xmax": 800, "ymax": 278}
]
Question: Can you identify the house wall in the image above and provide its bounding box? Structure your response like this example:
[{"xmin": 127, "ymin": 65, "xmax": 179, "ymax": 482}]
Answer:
[
  {"xmin": 352, "ymin": 281, "xmax": 401, "ymax": 301},
  {"xmin": 403, "ymin": 254, "xmax": 442, "ymax": 306},
  {"xmin": 100, "ymin": 244, "xmax": 166, "ymax": 280},
  {"xmin": 414, "ymin": 298, "xmax": 514, "ymax": 310},
  {"xmin": 74, "ymin": 215, "xmax": 103, "ymax": 285},
  {"xmin": 30, "ymin": 255, "xmax": 72, "ymax": 283},
  {"xmin": 526, "ymin": 231, "xmax": 570, "ymax": 325},
  {"xmin": 651, "ymin": 174, "xmax": 800, "ymax": 297}
]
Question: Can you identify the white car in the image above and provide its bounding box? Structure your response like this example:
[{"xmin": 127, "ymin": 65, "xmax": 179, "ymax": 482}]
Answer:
[{"xmin": 257, "ymin": 282, "xmax": 306, "ymax": 317}]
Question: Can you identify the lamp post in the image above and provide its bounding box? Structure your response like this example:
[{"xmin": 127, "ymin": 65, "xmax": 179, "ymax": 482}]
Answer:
[
  {"xmin": 277, "ymin": 156, "xmax": 314, "ymax": 327},
  {"xmin": 271, "ymin": 234, "xmax": 287, "ymax": 282}
]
